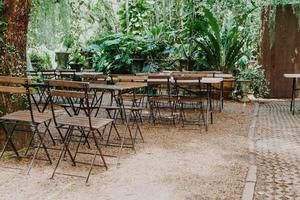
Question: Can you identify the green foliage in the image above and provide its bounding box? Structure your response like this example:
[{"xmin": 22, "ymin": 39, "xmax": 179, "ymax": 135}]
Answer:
[
  {"xmin": 28, "ymin": 0, "xmax": 117, "ymax": 49},
  {"xmin": 237, "ymin": 64, "xmax": 270, "ymax": 98},
  {"xmin": 30, "ymin": 51, "xmax": 52, "ymax": 72},
  {"xmin": 87, "ymin": 28, "xmax": 170, "ymax": 74},
  {"xmin": 190, "ymin": 7, "xmax": 250, "ymax": 72},
  {"xmin": 118, "ymin": 0, "xmax": 154, "ymax": 34}
]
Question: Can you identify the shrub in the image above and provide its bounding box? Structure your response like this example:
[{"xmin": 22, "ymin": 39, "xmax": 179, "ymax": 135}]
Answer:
[
  {"xmin": 237, "ymin": 63, "xmax": 270, "ymax": 98},
  {"xmin": 30, "ymin": 51, "xmax": 52, "ymax": 72}
]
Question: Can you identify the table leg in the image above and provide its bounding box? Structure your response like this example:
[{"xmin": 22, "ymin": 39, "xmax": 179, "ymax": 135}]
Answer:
[
  {"xmin": 291, "ymin": 78, "xmax": 296, "ymax": 115},
  {"xmin": 220, "ymin": 81, "xmax": 224, "ymax": 112},
  {"xmin": 209, "ymin": 84, "xmax": 213, "ymax": 124}
]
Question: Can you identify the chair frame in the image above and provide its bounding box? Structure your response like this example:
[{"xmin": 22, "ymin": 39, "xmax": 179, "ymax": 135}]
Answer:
[
  {"xmin": 47, "ymin": 80, "xmax": 113, "ymax": 182},
  {"xmin": 0, "ymin": 76, "xmax": 53, "ymax": 174},
  {"xmin": 173, "ymin": 76, "xmax": 208, "ymax": 130},
  {"xmin": 147, "ymin": 75, "xmax": 177, "ymax": 125}
]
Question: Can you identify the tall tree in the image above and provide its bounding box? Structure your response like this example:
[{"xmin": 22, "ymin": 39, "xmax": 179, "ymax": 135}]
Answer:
[
  {"xmin": 0, "ymin": 0, "xmax": 30, "ymax": 76},
  {"xmin": 0, "ymin": 0, "xmax": 30, "ymax": 113},
  {"xmin": 0, "ymin": 0, "xmax": 31, "ymax": 148}
]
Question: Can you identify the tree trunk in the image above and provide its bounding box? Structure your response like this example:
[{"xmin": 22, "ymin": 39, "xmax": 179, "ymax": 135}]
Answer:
[
  {"xmin": 0, "ymin": 0, "xmax": 29, "ymax": 76},
  {"xmin": 0, "ymin": 0, "xmax": 31, "ymax": 149},
  {"xmin": 260, "ymin": 4, "xmax": 300, "ymax": 98}
]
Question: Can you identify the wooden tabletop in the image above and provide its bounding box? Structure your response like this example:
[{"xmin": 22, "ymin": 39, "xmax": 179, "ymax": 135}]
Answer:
[{"xmin": 283, "ymin": 74, "xmax": 300, "ymax": 78}]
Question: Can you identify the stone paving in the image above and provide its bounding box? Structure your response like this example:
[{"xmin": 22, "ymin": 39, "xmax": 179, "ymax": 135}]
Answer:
[{"xmin": 254, "ymin": 102, "xmax": 300, "ymax": 199}]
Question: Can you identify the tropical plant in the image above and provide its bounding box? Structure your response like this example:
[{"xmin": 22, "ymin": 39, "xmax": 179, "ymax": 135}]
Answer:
[
  {"xmin": 87, "ymin": 33, "xmax": 136, "ymax": 74},
  {"xmin": 192, "ymin": 7, "xmax": 251, "ymax": 73},
  {"xmin": 87, "ymin": 29, "xmax": 171, "ymax": 74}
]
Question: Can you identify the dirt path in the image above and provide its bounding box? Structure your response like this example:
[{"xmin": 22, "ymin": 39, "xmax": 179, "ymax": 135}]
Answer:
[{"xmin": 0, "ymin": 102, "xmax": 253, "ymax": 200}]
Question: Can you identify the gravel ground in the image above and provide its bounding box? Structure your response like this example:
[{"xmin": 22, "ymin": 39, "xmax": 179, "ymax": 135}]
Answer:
[{"xmin": 0, "ymin": 101, "xmax": 253, "ymax": 200}]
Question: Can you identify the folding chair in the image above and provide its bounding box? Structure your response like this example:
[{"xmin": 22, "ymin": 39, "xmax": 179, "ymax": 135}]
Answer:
[
  {"xmin": 147, "ymin": 74, "xmax": 178, "ymax": 125},
  {"xmin": 0, "ymin": 76, "xmax": 53, "ymax": 174},
  {"xmin": 173, "ymin": 76, "xmax": 208, "ymax": 131},
  {"xmin": 99, "ymin": 84, "xmax": 144, "ymax": 150},
  {"xmin": 117, "ymin": 76, "xmax": 147, "ymax": 107},
  {"xmin": 47, "ymin": 80, "xmax": 113, "ymax": 182}
]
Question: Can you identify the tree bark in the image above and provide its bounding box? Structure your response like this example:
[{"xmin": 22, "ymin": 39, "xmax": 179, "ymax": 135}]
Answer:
[
  {"xmin": 4, "ymin": 0, "xmax": 30, "ymax": 59},
  {"xmin": 0, "ymin": 0, "xmax": 29, "ymax": 76},
  {"xmin": 260, "ymin": 4, "xmax": 300, "ymax": 98},
  {"xmin": 0, "ymin": 0, "xmax": 31, "ymax": 149}
]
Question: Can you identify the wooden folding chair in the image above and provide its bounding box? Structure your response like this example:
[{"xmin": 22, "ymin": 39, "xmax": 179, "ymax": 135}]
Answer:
[
  {"xmin": 173, "ymin": 76, "xmax": 208, "ymax": 131},
  {"xmin": 47, "ymin": 80, "xmax": 113, "ymax": 182},
  {"xmin": 147, "ymin": 74, "xmax": 178, "ymax": 125},
  {"xmin": 117, "ymin": 76, "xmax": 146, "ymax": 107},
  {"xmin": 0, "ymin": 76, "xmax": 54, "ymax": 174}
]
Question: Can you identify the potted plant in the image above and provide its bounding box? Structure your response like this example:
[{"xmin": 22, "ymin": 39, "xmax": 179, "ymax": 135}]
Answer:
[
  {"xmin": 55, "ymin": 52, "xmax": 70, "ymax": 69},
  {"xmin": 69, "ymin": 46, "xmax": 86, "ymax": 72},
  {"xmin": 237, "ymin": 79, "xmax": 251, "ymax": 102}
]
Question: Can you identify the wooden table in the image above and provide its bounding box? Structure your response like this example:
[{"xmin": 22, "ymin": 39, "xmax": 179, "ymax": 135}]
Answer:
[{"xmin": 284, "ymin": 74, "xmax": 300, "ymax": 115}]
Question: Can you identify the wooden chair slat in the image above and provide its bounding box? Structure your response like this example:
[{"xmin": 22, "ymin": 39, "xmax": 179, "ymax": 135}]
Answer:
[
  {"xmin": 0, "ymin": 86, "xmax": 29, "ymax": 94},
  {"xmin": 46, "ymin": 80, "xmax": 89, "ymax": 89},
  {"xmin": 0, "ymin": 76, "xmax": 31, "ymax": 84}
]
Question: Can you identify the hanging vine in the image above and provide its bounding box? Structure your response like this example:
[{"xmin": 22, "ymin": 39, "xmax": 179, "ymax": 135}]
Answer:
[{"xmin": 28, "ymin": 0, "xmax": 117, "ymax": 50}]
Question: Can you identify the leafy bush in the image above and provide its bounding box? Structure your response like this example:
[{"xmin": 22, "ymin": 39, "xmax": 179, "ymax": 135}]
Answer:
[
  {"xmin": 30, "ymin": 51, "xmax": 52, "ymax": 72},
  {"xmin": 86, "ymin": 29, "xmax": 170, "ymax": 74},
  {"xmin": 192, "ymin": 7, "xmax": 251, "ymax": 73},
  {"xmin": 237, "ymin": 63, "xmax": 270, "ymax": 98}
]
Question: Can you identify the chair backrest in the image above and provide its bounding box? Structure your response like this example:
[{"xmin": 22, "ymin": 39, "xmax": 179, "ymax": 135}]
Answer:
[
  {"xmin": 46, "ymin": 80, "xmax": 93, "ymax": 128},
  {"xmin": 41, "ymin": 70, "xmax": 57, "ymax": 80},
  {"xmin": 118, "ymin": 75, "xmax": 148, "ymax": 83},
  {"xmin": 0, "ymin": 76, "xmax": 32, "ymax": 94},
  {"xmin": 147, "ymin": 74, "xmax": 171, "ymax": 85},
  {"xmin": 57, "ymin": 70, "xmax": 76, "ymax": 80},
  {"xmin": 0, "ymin": 76, "xmax": 35, "ymax": 122},
  {"xmin": 82, "ymin": 74, "xmax": 107, "ymax": 84},
  {"xmin": 26, "ymin": 70, "xmax": 39, "ymax": 78},
  {"xmin": 147, "ymin": 74, "xmax": 172, "ymax": 96},
  {"xmin": 173, "ymin": 76, "xmax": 203, "ymax": 97}
]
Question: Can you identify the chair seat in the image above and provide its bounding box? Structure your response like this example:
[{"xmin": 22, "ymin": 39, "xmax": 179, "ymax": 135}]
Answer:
[
  {"xmin": 0, "ymin": 110, "xmax": 56, "ymax": 124},
  {"xmin": 56, "ymin": 115, "xmax": 113, "ymax": 129}
]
